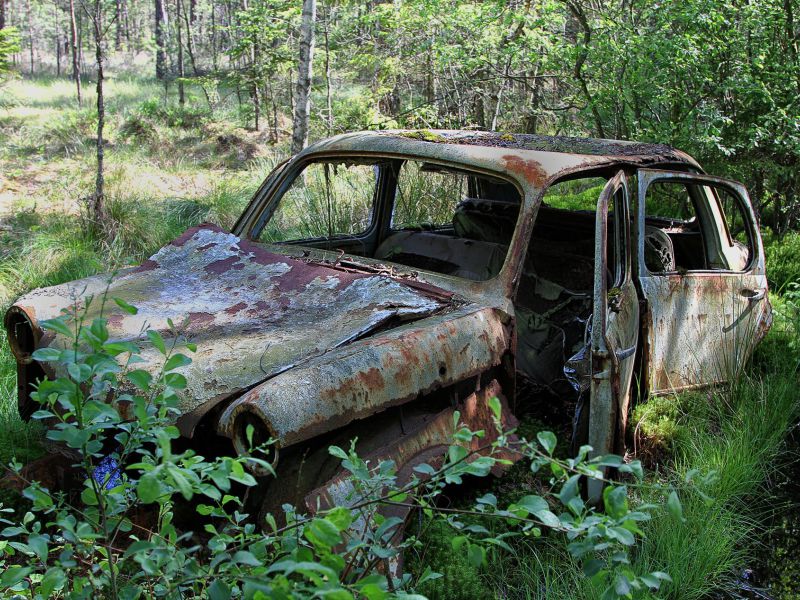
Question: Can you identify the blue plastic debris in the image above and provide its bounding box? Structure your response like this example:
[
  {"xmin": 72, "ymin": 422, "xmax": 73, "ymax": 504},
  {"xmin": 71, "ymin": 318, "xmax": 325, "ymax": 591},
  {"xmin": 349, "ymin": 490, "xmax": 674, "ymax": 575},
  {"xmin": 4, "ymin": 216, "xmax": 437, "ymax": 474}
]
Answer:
[{"xmin": 92, "ymin": 455, "xmax": 121, "ymax": 490}]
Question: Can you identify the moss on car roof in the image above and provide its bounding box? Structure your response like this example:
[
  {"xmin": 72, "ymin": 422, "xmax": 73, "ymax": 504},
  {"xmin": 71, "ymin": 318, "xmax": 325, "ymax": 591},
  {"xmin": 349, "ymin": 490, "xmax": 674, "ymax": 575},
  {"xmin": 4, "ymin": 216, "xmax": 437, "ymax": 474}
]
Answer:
[{"xmin": 382, "ymin": 129, "xmax": 688, "ymax": 161}]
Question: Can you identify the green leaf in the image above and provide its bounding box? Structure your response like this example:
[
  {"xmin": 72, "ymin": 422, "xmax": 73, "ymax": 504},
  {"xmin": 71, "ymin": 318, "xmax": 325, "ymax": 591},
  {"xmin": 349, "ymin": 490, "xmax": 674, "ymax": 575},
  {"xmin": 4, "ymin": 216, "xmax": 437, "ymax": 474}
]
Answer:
[
  {"xmin": 147, "ymin": 330, "xmax": 166, "ymax": 355},
  {"xmin": 603, "ymin": 485, "xmax": 629, "ymax": 520},
  {"xmin": 137, "ymin": 472, "xmax": 161, "ymax": 504},
  {"xmin": 608, "ymin": 526, "xmax": 636, "ymax": 546},
  {"xmin": 326, "ymin": 506, "xmax": 353, "ymax": 531},
  {"xmin": 537, "ymin": 431, "xmax": 557, "ymax": 455},
  {"xmin": 451, "ymin": 535, "xmax": 468, "ymax": 552},
  {"xmin": 127, "ymin": 369, "xmax": 153, "ymax": 391},
  {"xmin": 113, "ymin": 298, "xmax": 139, "ymax": 315},
  {"xmin": 416, "ymin": 566, "xmax": 443, "ymax": 586},
  {"xmin": 207, "ymin": 580, "xmax": 232, "ymax": 600},
  {"xmin": 31, "ymin": 347, "xmax": 61, "ymax": 362},
  {"xmin": 328, "ymin": 446, "xmax": 348, "ymax": 460},
  {"xmin": 38, "ymin": 567, "xmax": 65, "ymax": 598},
  {"xmin": 467, "ymin": 544, "xmax": 485, "ymax": 568},
  {"xmin": 164, "ymin": 353, "xmax": 192, "ymax": 372},
  {"xmin": 667, "ymin": 490, "xmax": 685, "ymax": 522},
  {"xmin": 40, "ymin": 318, "xmax": 73, "ymax": 339},
  {"xmin": 487, "ymin": 395, "xmax": 502, "ymax": 420},
  {"xmin": 164, "ymin": 372, "xmax": 187, "ymax": 389},
  {"xmin": 233, "ymin": 550, "xmax": 262, "ymax": 566},
  {"xmin": 1, "ymin": 566, "xmax": 32, "ymax": 588},
  {"xmin": 304, "ymin": 518, "xmax": 342, "ymax": 550},
  {"xmin": 517, "ymin": 494, "xmax": 548, "ymax": 515},
  {"xmin": 558, "ymin": 475, "xmax": 582, "ymax": 507},
  {"xmin": 535, "ymin": 510, "xmax": 562, "ymax": 529},
  {"xmin": 26, "ymin": 534, "xmax": 48, "ymax": 561}
]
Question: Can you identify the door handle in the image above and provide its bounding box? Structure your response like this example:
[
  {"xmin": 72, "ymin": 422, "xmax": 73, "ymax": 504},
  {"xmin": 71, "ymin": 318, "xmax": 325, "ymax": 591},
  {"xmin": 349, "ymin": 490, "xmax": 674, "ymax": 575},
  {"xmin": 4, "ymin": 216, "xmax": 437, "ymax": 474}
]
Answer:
[{"xmin": 740, "ymin": 288, "xmax": 766, "ymax": 302}]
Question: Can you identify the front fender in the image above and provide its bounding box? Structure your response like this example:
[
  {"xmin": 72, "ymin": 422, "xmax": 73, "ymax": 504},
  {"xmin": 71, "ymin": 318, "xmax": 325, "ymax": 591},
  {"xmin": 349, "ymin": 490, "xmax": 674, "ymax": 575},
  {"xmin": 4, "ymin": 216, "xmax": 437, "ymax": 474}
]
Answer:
[{"xmin": 217, "ymin": 305, "xmax": 512, "ymax": 463}]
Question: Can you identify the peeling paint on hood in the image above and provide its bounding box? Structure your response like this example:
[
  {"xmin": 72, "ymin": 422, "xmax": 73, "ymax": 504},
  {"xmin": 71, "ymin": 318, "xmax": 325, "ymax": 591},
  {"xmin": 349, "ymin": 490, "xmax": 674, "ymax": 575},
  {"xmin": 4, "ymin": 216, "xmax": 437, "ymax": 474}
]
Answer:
[{"xmin": 9, "ymin": 224, "xmax": 451, "ymax": 430}]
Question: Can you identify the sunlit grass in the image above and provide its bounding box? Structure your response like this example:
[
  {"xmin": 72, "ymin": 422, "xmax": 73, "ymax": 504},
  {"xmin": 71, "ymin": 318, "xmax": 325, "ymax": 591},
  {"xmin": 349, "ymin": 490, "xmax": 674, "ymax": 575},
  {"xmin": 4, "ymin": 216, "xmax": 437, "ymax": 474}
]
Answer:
[{"xmin": 0, "ymin": 75, "xmax": 285, "ymax": 468}]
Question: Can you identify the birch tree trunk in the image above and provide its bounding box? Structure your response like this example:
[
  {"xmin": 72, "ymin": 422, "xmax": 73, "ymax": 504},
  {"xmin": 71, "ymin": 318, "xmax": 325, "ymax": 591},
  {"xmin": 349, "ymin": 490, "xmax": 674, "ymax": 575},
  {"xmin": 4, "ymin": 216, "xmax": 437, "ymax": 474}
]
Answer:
[{"xmin": 291, "ymin": 0, "xmax": 316, "ymax": 155}]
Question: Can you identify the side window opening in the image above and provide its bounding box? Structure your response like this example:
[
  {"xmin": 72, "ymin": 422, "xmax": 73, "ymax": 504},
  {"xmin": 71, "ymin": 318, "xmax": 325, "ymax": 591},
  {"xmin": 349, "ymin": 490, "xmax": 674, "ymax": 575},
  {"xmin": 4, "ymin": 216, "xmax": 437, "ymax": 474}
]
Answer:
[
  {"xmin": 257, "ymin": 160, "xmax": 380, "ymax": 245},
  {"xmin": 643, "ymin": 180, "xmax": 753, "ymax": 273},
  {"xmin": 715, "ymin": 187, "xmax": 754, "ymax": 271},
  {"xmin": 375, "ymin": 161, "xmax": 521, "ymax": 281}
]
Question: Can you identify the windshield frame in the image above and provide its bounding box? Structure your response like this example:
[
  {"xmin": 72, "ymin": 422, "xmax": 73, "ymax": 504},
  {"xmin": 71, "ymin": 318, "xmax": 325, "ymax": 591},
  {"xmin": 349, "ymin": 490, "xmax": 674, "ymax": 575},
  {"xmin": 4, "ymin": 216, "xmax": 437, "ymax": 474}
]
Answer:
[{"xmin": 239, "ymin": 150, "xmax": 533, "ymax": 302}]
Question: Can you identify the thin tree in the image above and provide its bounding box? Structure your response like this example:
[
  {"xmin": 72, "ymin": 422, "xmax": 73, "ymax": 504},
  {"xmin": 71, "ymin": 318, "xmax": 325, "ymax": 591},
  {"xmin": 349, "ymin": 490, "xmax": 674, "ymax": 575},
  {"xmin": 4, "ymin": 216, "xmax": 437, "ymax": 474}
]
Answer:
[
  {"xmin": 0, "ymin": 0, "xmax": 5, "ymax": 30},
  {"xmin": 68, "ymin": 0, "xmax": 82, "ymax": 104},
  {"xmin": 323, "ymin": 4, "xmax": 333, "ymax": 136},
  {"xmin": 176, "ymin": 0, "xmax": 184, "ymax": 105},
  {"xmin": 79, "ymin": 0, "xmax": 109, "ymax": 235},
  {"xmin": 114, "ymin": 0, "xmax": 122, "ymax": 49},
  {"xmin": 154, "ymin": 0, "xmax": 167, "ymax": 79},
  {"xmin": 291, "ymin": 0, "xmax": 315, "ymax": 154},
  {"xmin": 26, "ymin": 0, "xmax": 33, "ymax": 73}
]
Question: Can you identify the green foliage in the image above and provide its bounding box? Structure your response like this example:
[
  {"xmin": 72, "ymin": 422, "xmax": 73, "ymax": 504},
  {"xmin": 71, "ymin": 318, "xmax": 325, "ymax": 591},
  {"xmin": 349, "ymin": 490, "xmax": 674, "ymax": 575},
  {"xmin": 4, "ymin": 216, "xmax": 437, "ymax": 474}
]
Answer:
[
  {"xmin": 0, "ymin": 296, "xmax": 681, "ymax": 599},
  {"xmin": 0, "ymin": 27, "xmax": 20, "ymax": 80},
  {"xmin": 765, "ymin": 231, "xmax": 800, "ymax": 292},
  {"xmin": 136, "ymin": 99, "xmax": 211, "ymax": 130}
]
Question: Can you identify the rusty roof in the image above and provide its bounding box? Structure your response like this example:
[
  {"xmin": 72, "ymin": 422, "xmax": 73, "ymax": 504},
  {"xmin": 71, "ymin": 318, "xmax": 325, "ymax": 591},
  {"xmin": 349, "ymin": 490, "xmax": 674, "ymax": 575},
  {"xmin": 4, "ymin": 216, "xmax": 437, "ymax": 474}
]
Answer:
[{"xmin": 303, "ymin": 130, "xmax": 700, "ymax": 187}]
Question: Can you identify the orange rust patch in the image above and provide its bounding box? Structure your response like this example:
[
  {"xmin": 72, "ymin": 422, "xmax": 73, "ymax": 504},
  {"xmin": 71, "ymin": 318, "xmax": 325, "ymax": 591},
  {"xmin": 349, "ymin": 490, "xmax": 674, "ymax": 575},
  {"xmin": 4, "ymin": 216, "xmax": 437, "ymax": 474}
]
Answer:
[{"xmin": 501, "ymin": 154, "xmax": 548, "ymax": 187}]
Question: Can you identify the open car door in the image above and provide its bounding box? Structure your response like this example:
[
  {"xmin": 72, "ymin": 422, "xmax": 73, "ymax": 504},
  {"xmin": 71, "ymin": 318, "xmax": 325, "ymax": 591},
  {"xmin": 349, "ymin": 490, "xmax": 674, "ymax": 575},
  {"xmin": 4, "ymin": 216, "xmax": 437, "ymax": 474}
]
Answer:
[
  {"xmin": 636, "ymin": 169, "xmax": 771, "ymax": 396},
  {"xmin": 588, "ymin": 172, "xmax": 639, "ymax": 501}
]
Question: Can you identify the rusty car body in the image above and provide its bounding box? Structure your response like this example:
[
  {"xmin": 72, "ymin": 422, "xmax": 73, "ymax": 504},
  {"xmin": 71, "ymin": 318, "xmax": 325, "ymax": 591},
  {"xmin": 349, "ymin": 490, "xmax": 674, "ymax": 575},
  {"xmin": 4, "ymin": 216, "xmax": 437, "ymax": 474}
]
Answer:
[{"xmin": 5, "ymin": 130, "xmax": 772, "ymax": 509}]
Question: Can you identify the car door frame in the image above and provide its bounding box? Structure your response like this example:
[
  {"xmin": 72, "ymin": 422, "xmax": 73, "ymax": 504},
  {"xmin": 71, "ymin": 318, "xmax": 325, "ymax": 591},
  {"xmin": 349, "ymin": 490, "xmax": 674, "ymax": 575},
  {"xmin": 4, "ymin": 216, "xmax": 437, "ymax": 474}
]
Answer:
[
  {"xmin": 588, "ymin": 170, "xmax": 639, "ymax": 501},
  {"xmin": 635, "ymin": 169, "xmax": 770, "ymax": 397}
]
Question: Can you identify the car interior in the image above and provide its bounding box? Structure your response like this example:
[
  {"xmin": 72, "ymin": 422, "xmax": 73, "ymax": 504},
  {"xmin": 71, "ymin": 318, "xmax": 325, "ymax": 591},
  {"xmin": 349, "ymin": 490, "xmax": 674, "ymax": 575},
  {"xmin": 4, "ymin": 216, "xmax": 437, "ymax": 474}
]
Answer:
[{"xmin": 254, "ymin": 159, "xmax": 617, "ymax": 402}]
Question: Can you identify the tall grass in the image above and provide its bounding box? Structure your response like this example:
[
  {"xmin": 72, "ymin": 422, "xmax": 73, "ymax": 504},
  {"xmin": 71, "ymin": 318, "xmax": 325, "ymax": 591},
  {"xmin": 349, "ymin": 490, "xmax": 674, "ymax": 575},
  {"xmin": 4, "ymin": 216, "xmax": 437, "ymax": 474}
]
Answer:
[{"xmin": 0, "ymin": 76, "xmax": 281, "ymax": 465}]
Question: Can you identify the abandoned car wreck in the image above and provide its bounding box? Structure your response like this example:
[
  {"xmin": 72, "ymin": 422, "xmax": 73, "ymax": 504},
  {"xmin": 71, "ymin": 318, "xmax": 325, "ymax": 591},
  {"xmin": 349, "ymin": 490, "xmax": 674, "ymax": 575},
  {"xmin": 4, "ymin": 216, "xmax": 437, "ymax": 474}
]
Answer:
[{"xmin": 5, "ymin": 130, "xmax": 772, "ymax": 516}]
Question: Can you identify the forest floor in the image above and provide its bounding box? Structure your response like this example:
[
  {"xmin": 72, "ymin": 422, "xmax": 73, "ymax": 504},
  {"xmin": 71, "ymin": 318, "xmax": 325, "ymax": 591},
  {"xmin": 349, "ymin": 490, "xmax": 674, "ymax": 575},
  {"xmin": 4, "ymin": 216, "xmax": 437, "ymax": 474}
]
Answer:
[{"xmin": 0, "ymin": 74, "xmax": 799, "ymax": 599}]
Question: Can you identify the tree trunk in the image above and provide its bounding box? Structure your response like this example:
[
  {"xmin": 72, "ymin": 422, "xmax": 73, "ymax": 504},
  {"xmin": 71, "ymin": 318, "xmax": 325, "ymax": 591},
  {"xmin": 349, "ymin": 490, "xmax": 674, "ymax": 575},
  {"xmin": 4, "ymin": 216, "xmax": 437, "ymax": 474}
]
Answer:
[
  {"xmin": 323, "ymin": 6, "xmax": 333, "ymax": 136},
  {"xmin": 155, "ymin": 0, "xmax": 167, "ymax": 79},
  {"xmin": 179, "ymin": 0, "xmax": 198, "ymax": 75},
  {"xmin": 0, "ymin": 0, "xmax": 6, "ymax": 30},
  {"xmin": 55, "ymin": 3, "xmax": 61, "ymax": 76},
  {"xmin": 26, "ymin": 0, "xmax": 34, "ymax": 73},
  {"xmin": 122, "ymin": 0, "xmax": 130, "ymax": 46},
  {"xmin": 91, "ymin": 0, "xmax": 107, "ymax": 233},
  {"xmin": 292, "ymin": 0, "xmax": 316, "ymax": 154},
  {"xmin": 114, "ymin": 0, "xmax": 122, "ymax": 50},
  {"xmin": 69, "ymin": 0, "xmax": 82, "ymax": 105},
  {"xmin": 176, "ymin": 0, "xmax": 184, "ymax": 105}
]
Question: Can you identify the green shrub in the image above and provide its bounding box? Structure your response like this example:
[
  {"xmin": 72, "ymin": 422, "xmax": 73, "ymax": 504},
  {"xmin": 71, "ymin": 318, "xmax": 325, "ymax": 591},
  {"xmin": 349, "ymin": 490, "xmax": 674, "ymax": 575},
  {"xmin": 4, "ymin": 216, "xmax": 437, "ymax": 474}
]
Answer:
[
  {"xmin": 118, "ymin": 113, "xmax": 159, "ymax": 143},
  {"xmin": 0, "ymin": 298, "xmax": 676, "ymax": 599},
  {"xmin": 137, "ymin": 98, "xmax": 210, "ymax": 129},
  {"xmin": 765, "ymin": 231, "xmax": 800, "ymax": 292}
]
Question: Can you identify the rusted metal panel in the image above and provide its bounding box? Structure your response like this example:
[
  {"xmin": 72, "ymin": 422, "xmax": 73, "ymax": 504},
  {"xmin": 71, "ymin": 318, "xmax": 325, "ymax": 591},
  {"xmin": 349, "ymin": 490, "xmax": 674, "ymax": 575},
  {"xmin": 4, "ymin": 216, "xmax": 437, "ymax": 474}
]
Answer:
[
  {"xmin": 302, "ymin": 379, "xmax": 519, "ymax": 562},
  {"xmin": 640, "ymin": 273, "xmax": 771, "ymax": 392},
  {"xmin": 301, "ymin": 131, "xmax": 701, "ymax": 189},
  {"xmin": 217, "ymin": 305, "xmax": 512, "ymax": 464},
  {"xmin": 7, "ymin": 224, "xmax": 452, "ymax": 433},
  {"xmin": 636, "ymin": 170, "xmax": 772, "ymax": 395}
]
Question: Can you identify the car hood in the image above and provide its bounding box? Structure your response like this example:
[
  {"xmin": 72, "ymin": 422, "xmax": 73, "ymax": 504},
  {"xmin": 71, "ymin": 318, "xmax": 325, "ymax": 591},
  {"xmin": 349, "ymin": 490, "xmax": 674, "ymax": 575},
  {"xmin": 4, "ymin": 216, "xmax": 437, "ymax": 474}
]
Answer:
[{"xmin": 8, "ymin": 224, "xmax": 453, "ymax": 434}]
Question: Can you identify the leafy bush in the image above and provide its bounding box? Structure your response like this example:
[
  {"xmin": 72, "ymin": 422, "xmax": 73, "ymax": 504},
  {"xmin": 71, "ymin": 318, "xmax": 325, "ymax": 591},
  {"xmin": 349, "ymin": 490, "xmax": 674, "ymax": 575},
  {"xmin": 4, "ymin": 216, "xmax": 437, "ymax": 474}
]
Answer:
[
  {"xmin": 0, "ymin": 295, "xmax": 681, "ymax": 599},
  {"xmin": 137, "ymin": 99, "xmax": 210, "ymax": 130},
  {"xmin": 118, "ymin": 114, "xmax": 160, "ymax": 144},
  {"xmin": 0, "ymin": 27, "xmax": 21, "ymax": 80},
  {"xmin": 765, "ymin": 231, "xmax": 800, "ymax": 292}
]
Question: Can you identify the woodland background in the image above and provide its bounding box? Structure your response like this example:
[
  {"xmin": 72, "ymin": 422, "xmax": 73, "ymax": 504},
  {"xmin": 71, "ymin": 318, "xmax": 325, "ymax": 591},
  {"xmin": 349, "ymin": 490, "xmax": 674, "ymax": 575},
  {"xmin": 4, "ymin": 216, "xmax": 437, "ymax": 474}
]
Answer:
[{"xmin": 1, "ymin": 1, "xmax": 800, "ymax": 598}]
